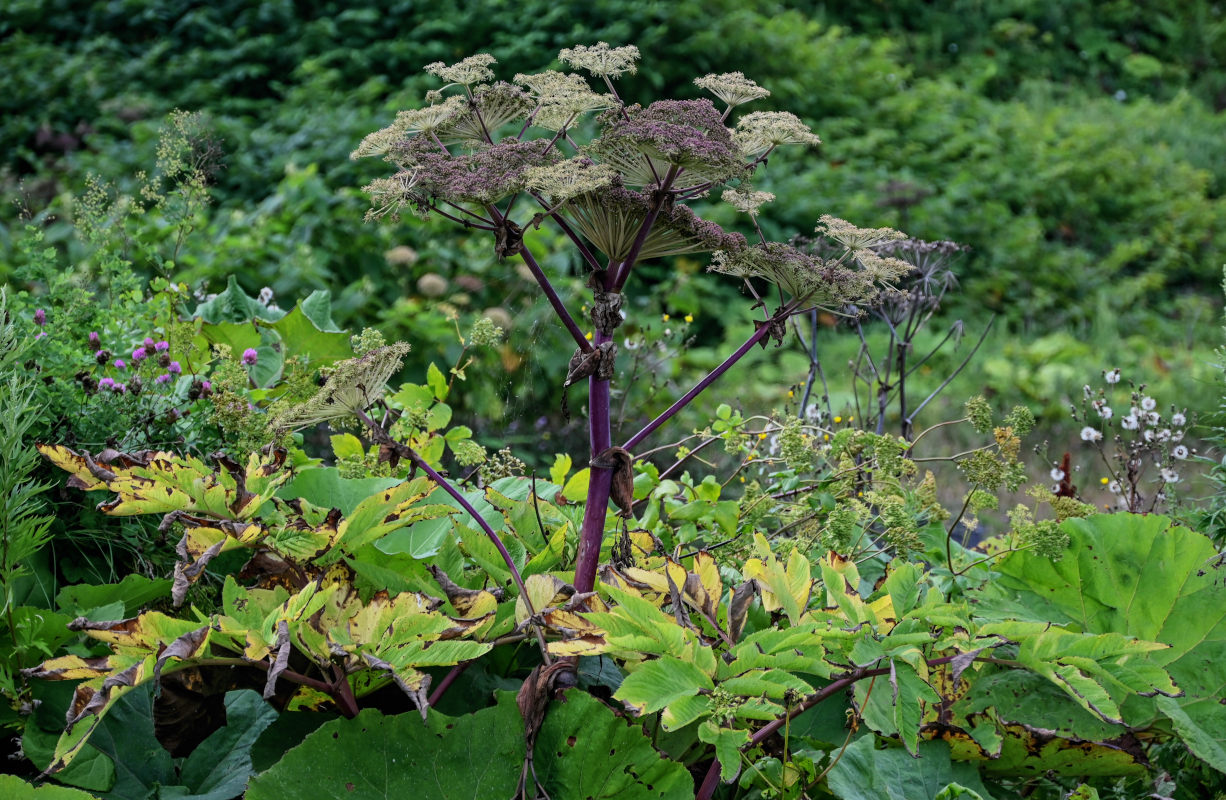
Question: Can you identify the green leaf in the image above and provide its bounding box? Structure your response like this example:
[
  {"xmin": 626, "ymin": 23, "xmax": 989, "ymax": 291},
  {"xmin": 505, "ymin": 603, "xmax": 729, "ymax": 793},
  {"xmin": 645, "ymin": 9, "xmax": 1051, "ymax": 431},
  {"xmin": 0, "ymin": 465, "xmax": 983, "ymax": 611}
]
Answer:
[
  {"xmin": 978, "ymin": 514, "xmax": 1226, "ymax": 770},
  {"xmin": 277, "ymin": 469, "xmax": 400, "ymax": 516},
  {"xmin": 0, "ymin": 775, "xmax": 100, "ymax": 799},
  {"xmin": 426, "ymin": 362, "xmax": 448, "ymax": 400},
  {"xmin": 246, "ymin": 699, "xmax": 524, "ymax": 800},
  {"xmin": 615, "ymin": 657, "xmax": 714, "ymax": 715},
  {"xmin": 698, "ymin": 721, "xmax": 749, "ymax": 784},
  {"xmin": 56, "ymin": 575, "xmax": 171, "ymax": 617},
  {"xmin": 85, "ymin": 684, "xmax": 176, "ymax": 800},
  {"xmin": 329, "ymin": 433, "xmax": 365, "ymax": 461},
  {"xmin": 268, "ymin": 293, "xmax": 351, "ymax": 366},
  {"xmin": 193, "ymin": 276, "xmax": 285, "ymax": 324},
  {"xmin": 174, "ymin": 690, "xmax": 278, "ymax": 800},
  {"xmin": 549, "ymin": 453, "xmax": 572, "ymax": 486},
  {"xmin": 825, "ymin": 737, "xmax": 997, "ymax": 800},
  {"xmin": 533, "ymin": 691, "xmax": 693, "ymax": 798}
]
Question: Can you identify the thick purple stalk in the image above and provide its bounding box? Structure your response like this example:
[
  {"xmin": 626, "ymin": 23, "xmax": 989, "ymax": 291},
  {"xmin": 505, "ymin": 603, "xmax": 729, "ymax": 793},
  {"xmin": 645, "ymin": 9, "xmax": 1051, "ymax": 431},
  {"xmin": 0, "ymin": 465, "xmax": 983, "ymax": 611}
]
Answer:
[
  {"xmin": 623, "ymin": 317, "xmax": 776, "ymax": 452},
  {"xmin": 518, "ymin": 247, "xmax": 594, "ymax": 354},
  {"xmin": 574, "ymin": 328, "xmax": 613, "ymax": 594}
]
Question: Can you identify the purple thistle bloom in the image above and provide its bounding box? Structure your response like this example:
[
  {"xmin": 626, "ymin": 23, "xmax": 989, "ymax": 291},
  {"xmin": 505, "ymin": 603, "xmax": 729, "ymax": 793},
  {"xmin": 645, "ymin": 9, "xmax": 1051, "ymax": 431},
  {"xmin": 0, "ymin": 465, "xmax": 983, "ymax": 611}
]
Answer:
[
  {"xmin": 242, "ymin": 348, "xmax": 259, "ymax": 366},
  {"xmin": 115, "ymin": 383, "xmax": 127, "ymax": 394},
  {"xmin": 143, "ymin": 337, "xmax": 156, "ymax": 348},
  {"xmin": 155, "ymin": 373, "xmax": 172, "ymax": 384},
  {"xmin": 155, "ymin": 340, "xmax": 170, "ymax": 352},
  {"xmin": 202, "ymin": 380, "xmax": 212, "ymax": 391},
  {"xmin": 114, "ymin": 359, "xmax": 126, "ymax": 370},
  {"xmin": 89, "ymin": 331, "xmax": 100, "ymax": 346},
  {"xmin": 34, "ymin": 309, "xmax": 46, "ymax": 326},
  {"xmin": 95, "ymin": 349, "xmax": 110, "ymax": 364},
  {"xmin": 168, "ymin": 361, "xmax": 182, "ymax": 374},
  {"xmin": 98, "ymin": 377, "xmax": 116, "ymax": 390},
  {"xmin": 132, "ymin": 347, "xmax": 148, "ymax": 361}
]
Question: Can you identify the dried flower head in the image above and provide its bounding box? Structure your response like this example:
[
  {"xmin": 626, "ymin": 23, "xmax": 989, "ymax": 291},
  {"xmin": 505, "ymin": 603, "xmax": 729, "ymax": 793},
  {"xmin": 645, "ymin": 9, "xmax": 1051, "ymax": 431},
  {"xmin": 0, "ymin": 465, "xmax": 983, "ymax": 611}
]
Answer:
[
  {"xmin": 817, "ymin": 215, "xmax": 907, "ymax": 251},
  {"xmin": 274, "ymin": 343, "xmax": 412, "ymax": 430},
  {"xmin": 709, "ymin": 242, "xmax": 891, "ymax": 307},
  {"xmin": 733, "ymin": 111, "xmax": 821, "ymax": 155},
  {"xmin": 558, "ymin": 42, "xmax": 640, "ymax": 79},
  {"xmin": 514, "ymin": 71, "xmax": 614, "ymax": 130},
  {"xmin": 594, "ymin": 99, "xmax": 745, "ymax": 185},
  {"xmin": 523, "ymin": 158, "xmax": 618, "ymax": 203},
  {"xmin": 351, "ymin": 96, "xmax": 468, "ymax": 159},
  {"xmin": 395, "ymin": 138, "xmax": 558, "ymax": 207},
  {"xmin": 442, "ymin": 82, "xmax": 534, "ymax": 143},
  {"xmin": 694, "ymin": 72, "xmax": 771, "ymax": 108},
  {"xmin": 722, "ymin": 188, "xmax": 775, "ymax": 215},
  {"xmin": 425, "ymin": 53, "xmax": 497, "ymax": 86}
]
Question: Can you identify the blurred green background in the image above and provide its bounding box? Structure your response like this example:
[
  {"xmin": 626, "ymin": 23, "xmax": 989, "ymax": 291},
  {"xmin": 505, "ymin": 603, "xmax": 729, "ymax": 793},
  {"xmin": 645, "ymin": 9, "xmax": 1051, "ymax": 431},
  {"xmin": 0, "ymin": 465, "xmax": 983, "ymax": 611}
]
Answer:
[{"xmin": 2, "ymin": 0, "xmax": 1222, "ymax": 465}]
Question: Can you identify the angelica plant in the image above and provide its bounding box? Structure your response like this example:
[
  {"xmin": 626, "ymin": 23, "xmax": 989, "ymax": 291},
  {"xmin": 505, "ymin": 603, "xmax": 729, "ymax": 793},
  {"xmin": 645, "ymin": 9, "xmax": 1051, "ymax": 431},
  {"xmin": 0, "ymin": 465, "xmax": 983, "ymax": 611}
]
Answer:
[{"xmin": 354, "ymin": 45, "xmax": 909, "ymax": 595}]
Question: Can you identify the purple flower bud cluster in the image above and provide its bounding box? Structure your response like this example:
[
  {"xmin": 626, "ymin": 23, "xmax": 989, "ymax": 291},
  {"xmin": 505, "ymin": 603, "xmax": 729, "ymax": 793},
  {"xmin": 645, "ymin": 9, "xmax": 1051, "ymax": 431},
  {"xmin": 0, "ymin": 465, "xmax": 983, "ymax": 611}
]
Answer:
[{"xmin": 242, "ymin": 348, "xmax": 259, "ymax": 366}]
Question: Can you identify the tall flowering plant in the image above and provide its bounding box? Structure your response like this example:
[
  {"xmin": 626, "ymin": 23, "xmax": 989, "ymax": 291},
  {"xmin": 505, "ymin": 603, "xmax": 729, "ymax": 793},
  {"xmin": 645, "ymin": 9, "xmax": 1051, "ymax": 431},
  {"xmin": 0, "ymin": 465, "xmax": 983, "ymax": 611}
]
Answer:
[{"xmin": 353, "ymin": 44, "xmax": 910, "ymax": 594}]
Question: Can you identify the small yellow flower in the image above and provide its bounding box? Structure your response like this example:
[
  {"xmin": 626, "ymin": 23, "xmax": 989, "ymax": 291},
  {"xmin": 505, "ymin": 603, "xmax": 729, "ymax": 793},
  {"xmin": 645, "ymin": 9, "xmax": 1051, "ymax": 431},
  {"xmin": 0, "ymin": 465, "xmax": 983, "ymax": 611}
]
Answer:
[
  {"xmin": 787, "ymin": 390, "xmax": 794, "ymax": 398},
  {"xmin": 848, "ymin": 416, "xmax": 854, "ymax": 422},
  {"xmin": 662, "ymin": 313, "xmax": 670, "ymax": 322},
  {"xmin": 834, "ymin": 416, "xmax": 842, "ymax": 423},
  {"xmin": 1100, "ymin": 477, "xmax": 1109, "ymax": 485},
  {"xmin": 823, "ymin": 434, "xmax": 830, "ymax": 441},
  {"xmin": 758, "ymin": 432, "xmax": 768, "ymax": 440},
  {"xmin": 739, "ymin": 476, "xmax": 746, "ymax": 483},
  {"xmin": 584, "ymin": 331, "xmax": 593, "ymax": 340},
  {"xmin": 684, "ymin": 314, "xmax": 693, "ymax": 323}
]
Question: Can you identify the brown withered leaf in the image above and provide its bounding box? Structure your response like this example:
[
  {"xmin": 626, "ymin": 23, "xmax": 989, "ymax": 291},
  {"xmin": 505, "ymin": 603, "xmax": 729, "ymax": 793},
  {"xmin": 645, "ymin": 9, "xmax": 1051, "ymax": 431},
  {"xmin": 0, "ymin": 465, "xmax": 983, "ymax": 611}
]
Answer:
[
  {"xmin": 590, "ymin": 446, "xmax": 634, "ymax": 515},
  {"xmin": 727, "ymin": 581, "xmax": 757, "ymax": 644},
  {"xmin": 428, "ymin": 565, "xmax": 502, "ymax": 616},
  {"xmin": 264, "ymin": 620, "xmax": 292, "ymax": 699},
  {"xmin": 590, "ymin": 290, "xmax": 624, "ymax": 335}
]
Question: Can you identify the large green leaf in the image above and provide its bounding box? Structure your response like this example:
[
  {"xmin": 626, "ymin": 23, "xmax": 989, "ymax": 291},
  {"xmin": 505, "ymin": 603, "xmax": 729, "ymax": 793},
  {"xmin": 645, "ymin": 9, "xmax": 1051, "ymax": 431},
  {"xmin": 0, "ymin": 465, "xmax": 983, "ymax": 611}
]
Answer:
[
  {"xmin": 531, "ymin": 691, "xmax": 693, "ymax": 799},
  {"xmin": 56, "ymin": 575, "xmax": 172, "ymax": 617},
  {"xmin": 172, "ymin": 690, "xmax": 279, "ymax": 800},
  {"xmin": 192, "ymin": 276, "xmax": 286, "ymax": 324},
  {"xmin": 0, "ymin": 775, "xmax": 100, "ymax": 799},
  {"xmin": 976, "ymin": 514, "xmax": 1226, "ymax": 772},
  {"xmin": 825, "ymin": 737, "xmax": 997, "ymax": 800},
  {"xmin": 246, "ymin": 699, "xmax": 524, "ymax": 800},
  {"xmin": 276, "ymin": 469, "xmax": 400, "ymax": 516}
]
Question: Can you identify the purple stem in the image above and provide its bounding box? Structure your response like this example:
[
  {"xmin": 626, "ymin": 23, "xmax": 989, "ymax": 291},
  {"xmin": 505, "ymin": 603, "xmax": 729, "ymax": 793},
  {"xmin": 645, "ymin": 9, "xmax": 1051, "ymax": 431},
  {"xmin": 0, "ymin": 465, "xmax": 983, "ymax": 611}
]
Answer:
[
  {"xmin": 427, "ymin": 661, "xmax": 472, "ymax": 707},
  {"xmin": 519, "ymin": 245, "xmax": 594, "ymax": 354},
  {"xmin": 611, "ymin": 165, "xmax": 678, "ymax": 290},
  {"xmin": 409, "ymin": 453, "xmax": 531, "ymax": 601},
  {"xmin": 623, "ymin": 312, "xmax": 784, "ymax": 453},
  {"xmin": 574, "ymin": 327, "xmax": 614, "ymax": 594}
]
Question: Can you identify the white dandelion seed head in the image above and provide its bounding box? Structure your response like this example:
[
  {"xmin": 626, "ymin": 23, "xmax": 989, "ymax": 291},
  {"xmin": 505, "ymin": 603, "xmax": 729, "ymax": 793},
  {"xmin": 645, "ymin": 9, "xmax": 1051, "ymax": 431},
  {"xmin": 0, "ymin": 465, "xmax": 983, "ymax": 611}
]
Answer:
[
  {"xmin": 1080, "ymin": 426, "xmax": 1103, "ymax": 442},
  {"xmin": 1171, "ymin": 412, "xmax": 1186, "ymax": 427},
  {"xmin": 1141, "ymin": 396, "xmax": 1157, "ymax": 411},
  {"xmin": 1104, "ymin": 368, "xmax": 1121, "ymax": 384},
  {"xmin": 1121, "ymin": 415, "xmax": 1139, "ymax": 430},
  {"xmin": 1172, "ymin": 445, "xmax": 1188, "ymax": 459},
  {"xmin": 1108, "ymin": 480, "xmax": 1121, "ymax": 494},
  {"xmin": 1147, "ymin": 412, "xmax": 1160, "ymax": 425},
  {"xmin": 1097, "ymin": 405, "xmax": 1113, "ymax": 419},
  {"xmin": 1172, "ymin": 429, "xmax": 1184, "ymax": 441},
  {"xmin": 1160, "ymin": 467, "xmax": 1179, "ymax": 483},
  {"xmin": 1050, "ymin": 468, "xmax": 1066, "ymax": 481},
  {"xmin": 1157, "ymin": 428, "xmax": 1171, "ymax": 442},
  {"xmin": 1143, "ymin": 429, "xmax": 1155, "ymax": 442}
]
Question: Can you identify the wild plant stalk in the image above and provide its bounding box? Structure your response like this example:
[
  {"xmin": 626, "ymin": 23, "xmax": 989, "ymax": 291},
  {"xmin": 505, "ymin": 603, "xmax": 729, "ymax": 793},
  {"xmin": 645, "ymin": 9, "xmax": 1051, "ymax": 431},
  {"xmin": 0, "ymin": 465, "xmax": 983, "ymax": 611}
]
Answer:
[{"xmin": 353, "ymin": 47, "xmax": 908, "ymax": 596}]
